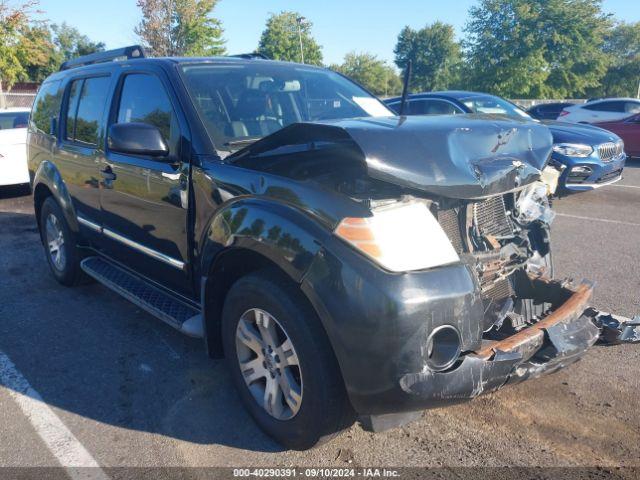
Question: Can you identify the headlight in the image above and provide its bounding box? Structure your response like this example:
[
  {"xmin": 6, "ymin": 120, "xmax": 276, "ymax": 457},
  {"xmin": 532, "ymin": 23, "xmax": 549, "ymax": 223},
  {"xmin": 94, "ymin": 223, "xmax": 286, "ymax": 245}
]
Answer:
[
  {"xmin": 552, "ymin": 143, "xmax": 593, "ymax": 157},
  {"xmin": 335, "ymin": 201, "xmax": 459, "ymax": 272}
]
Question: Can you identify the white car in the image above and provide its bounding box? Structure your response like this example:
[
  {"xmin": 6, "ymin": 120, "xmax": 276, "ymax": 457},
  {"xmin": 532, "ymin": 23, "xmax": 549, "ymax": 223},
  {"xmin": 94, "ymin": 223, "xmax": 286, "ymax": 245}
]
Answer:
[
  {"xmin": 558, "ymin": 98, "xmax": 640, "ymax": 124},
  {"xmin": 0, "ymin": 107, "xmax": 30, "ymax": 187}
]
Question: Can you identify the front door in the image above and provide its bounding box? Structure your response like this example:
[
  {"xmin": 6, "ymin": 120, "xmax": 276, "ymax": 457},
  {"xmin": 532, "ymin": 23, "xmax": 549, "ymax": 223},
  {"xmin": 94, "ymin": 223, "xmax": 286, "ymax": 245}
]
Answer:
[{"xmin": 99, "ymin": 71, "xmax": 192, "ymax": 296}]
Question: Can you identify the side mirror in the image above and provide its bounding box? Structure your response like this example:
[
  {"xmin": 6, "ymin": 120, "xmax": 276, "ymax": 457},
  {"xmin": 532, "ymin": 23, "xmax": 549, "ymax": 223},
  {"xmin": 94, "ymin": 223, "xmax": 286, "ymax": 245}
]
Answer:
[{"xmin": 108, "ymin": 122, "xmax": 169, "ymax": 157}]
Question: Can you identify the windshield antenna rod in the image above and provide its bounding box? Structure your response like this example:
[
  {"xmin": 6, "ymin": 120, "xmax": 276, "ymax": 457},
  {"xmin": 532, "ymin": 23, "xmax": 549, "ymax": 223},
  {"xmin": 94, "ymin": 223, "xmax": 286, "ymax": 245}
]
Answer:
[{"xmin": 399, "ymin": 60, "xmax": 412, "ymax": 116}]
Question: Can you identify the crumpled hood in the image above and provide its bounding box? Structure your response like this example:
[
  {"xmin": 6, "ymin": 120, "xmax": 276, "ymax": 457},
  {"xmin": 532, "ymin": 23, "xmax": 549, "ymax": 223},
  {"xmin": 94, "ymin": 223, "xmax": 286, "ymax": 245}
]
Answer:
[
  {"xmin": 319, "ymin": 115, "xmax": 553, "ymax": 199},
  {"xmin": 543, "ymin": 120, "xmax": 621, "ymax": 145},
  {"xmin": 231, "ymin": 114, "xmax": 553, "ymax": 200}
]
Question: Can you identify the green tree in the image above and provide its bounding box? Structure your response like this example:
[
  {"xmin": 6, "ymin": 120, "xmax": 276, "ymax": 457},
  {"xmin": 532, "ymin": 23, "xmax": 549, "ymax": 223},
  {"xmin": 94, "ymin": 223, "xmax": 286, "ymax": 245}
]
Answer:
[
  {"xmin": 595, "ymin": 21, "xmax": 640, "ymax": 97},
  {"xmin": 393, "ymin": 22, "xmax": 462, "ymax": 92},
  {"xmin": 136, "ymin": 0, "xmax": 226, "ymax": 57},
  {"xmin": 51, "ymin": 23, "xmax": 105, "ymax": 61},
  {"xmin": 0, "ymin": 0, "xmax": 37, "ymax": 94},
  {"xmin": 464, "ymin": 0, "xmax": 611, "ymax": 98},
  {"xmin": 257, "ymin": 11, "xmax": 323, "ymax": 65},
  {"xmin": 16, "ymin": 24, "xmax": 55, "ymax": 82},
  {"xmin": 332, "ymin": 52, "xmax": 402, "ymax": 97}
]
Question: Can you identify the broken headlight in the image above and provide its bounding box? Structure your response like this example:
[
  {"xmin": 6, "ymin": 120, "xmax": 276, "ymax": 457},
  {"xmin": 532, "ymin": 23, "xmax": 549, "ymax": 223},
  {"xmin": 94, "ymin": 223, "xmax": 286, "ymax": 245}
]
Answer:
[
  {"xmin": 516, "ymin": 182, "xmax": 556, "ymax": 225},
  {"xmin": 335, "ymin": 201, "xmax": 459, "ymax": 272}
]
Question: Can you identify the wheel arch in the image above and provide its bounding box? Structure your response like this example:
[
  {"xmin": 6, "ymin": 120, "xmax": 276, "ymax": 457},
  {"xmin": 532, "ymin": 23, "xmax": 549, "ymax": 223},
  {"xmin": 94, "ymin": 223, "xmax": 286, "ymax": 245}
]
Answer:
[
  {"xmin": 32, "ymin": 160, "xmax": 79, "ymax": 234},
  {"xmin": 198, "ymin": 198, "xmax": 334, "ymax": 359}
]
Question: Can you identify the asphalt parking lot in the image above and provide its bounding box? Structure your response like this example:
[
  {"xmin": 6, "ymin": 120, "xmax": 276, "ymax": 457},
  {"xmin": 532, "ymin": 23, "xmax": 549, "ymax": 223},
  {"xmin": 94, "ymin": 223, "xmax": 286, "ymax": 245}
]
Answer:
[{"xmin": 1, "ymin": 164, "xmax": 639, "ymax": 475}]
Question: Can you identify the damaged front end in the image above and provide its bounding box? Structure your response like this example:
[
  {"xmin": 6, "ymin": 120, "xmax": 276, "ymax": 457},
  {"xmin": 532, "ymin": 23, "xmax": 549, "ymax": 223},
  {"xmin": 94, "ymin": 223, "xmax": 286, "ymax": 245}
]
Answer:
[
  {"xmin": 398, "ymin": 180, "xmax": 640, "ymax": 407},
  {"xmin": 225, "ymin": 115, "xmax": 639, "ymax": 430}
]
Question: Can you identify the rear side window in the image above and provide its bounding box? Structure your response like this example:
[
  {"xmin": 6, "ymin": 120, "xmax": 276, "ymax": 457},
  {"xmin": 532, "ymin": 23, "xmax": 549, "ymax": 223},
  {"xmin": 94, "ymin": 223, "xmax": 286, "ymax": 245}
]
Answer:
[
  {"xmin": 115, "ymin": 73, "xmax": 180, "ymax": 155},
  {"xmin": 0, "ymin": 111, "xmax": 29, "ymax": 130},
  {"xmin": 31, "ymin": 81, "xmax": 62, "ymax": 134},
  {"xmin": 410, "ymin": 99, "xmax": 461, "ymax": 115},
  {"xmin": 584, "ymin": 101, "xmax": 625, "ymax": 112},
  {"xmin": 65, "ymin": 76, "xmax": 111, "ymax": 146}
]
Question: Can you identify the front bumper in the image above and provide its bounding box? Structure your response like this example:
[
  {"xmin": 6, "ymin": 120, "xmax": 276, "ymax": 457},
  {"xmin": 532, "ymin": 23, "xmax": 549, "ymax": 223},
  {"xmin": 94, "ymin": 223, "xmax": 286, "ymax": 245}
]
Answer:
[
  {"xmin": 559, "ymin": 153, "xmax": 626, "ymax": 191},
  {"xmin": 301, "ymin": 238, "xmax": 639, "ymax": 426},
  {"xmin": 400, "ymin": 278, "xmax": 599, "ymax": 402},
  {"xmin": 366, "ymin": 277, "xmax": 640, "ymax": 431}
]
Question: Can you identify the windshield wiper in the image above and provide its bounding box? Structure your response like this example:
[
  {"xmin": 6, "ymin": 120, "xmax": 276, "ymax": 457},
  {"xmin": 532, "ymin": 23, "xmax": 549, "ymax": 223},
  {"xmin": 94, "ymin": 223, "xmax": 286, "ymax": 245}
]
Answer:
[{"xmin": 223, "ymin": 137, "xmax": 263, "ymax": 149}]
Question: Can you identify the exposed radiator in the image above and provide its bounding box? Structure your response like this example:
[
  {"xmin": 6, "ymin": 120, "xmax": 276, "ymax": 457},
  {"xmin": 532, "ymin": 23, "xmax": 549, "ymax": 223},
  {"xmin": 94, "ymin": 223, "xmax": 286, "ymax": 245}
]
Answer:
[
  {"xmin": 473, "ymin": 195, "xmax": 514, "ymax": 238},
  {"xmin": 437, "ymin": 207, "xmax": 465, "ymax": 253}
]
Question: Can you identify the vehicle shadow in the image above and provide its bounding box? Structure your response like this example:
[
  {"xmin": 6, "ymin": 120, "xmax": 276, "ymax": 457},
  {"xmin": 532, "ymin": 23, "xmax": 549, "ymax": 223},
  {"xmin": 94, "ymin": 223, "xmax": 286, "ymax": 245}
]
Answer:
[{"xmin": 0, "ymin": 208, "xmax": 284, "ymax": 454}]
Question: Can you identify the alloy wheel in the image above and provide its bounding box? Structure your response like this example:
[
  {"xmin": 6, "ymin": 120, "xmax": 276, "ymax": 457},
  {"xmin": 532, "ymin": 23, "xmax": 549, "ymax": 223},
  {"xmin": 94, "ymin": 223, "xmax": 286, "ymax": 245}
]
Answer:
[
  {"xmin": 235, "ymin": 308, "xmax": 303, "ymax": 420},
  {"xmin": 45, "ymin": 213, "xmax": 66, "ymax": 271}
]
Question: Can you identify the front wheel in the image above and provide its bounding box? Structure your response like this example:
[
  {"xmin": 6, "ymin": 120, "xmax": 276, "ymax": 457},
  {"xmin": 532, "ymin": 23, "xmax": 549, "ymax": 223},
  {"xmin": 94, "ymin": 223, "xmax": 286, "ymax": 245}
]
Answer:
[{"xmin": 221, "ymin": 269, "xmax": 354, "ymax": 450}]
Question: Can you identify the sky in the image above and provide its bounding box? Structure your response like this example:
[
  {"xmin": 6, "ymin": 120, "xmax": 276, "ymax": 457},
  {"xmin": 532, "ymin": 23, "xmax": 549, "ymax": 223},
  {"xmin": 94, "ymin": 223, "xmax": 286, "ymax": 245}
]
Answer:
[{"xmin": 35, "ymin": 0, "xmax": 640, "ymax": 67}]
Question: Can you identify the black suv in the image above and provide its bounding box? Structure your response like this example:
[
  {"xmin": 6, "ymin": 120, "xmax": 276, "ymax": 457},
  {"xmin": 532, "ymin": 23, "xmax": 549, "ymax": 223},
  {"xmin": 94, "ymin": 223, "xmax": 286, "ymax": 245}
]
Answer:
[{"xmin": 28, "ymin": 46, "xmax": 638, "ymax": 450}]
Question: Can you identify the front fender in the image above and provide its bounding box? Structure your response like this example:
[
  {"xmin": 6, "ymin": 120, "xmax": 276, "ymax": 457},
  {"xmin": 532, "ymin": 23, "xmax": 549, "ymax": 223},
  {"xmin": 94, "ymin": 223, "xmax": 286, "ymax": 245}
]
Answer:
[
  {"xmin": 33, "ymin": 160, "xmax": 79, "ymax": 233},
  {"xmin": 200, "ymin": 198, "xmax": 332, "ymax": 283}
]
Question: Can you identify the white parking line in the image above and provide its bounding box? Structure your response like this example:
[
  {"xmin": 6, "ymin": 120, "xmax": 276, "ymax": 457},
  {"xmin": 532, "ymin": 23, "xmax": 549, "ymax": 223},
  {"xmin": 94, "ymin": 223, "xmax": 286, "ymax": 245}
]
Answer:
[
  {"xmin": 556, "ymin": 213, "xmax": 640, "ymax": 227},
  {"xmin": 611, "ymin": 184, "xmax": 640, "ymax": 189},
  {"xmin": 0, "ymin": 349, "xmax": 109, "ymax": 480}
]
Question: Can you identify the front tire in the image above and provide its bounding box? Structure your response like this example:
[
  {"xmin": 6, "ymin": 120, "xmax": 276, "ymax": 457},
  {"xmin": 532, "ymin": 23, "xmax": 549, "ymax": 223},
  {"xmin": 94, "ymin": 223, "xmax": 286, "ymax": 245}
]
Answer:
[
  {"xmin": 221, "ymin": 269, "xmax": 354, "ymax": 450},
  {"xmin": 40, "ymin": 197, "xmax": 83, "ymax": 286}
]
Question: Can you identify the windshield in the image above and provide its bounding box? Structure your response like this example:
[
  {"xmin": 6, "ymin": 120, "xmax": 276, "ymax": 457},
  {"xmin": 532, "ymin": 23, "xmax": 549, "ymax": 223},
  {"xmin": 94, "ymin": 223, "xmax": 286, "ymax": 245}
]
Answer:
[
  {"xmin": 180, "ymin": 62, "xmax": 393, "ymax": 152},
  {"xmin": 461, "ymin": 95, "xmax": 533, "ymax": 121}
]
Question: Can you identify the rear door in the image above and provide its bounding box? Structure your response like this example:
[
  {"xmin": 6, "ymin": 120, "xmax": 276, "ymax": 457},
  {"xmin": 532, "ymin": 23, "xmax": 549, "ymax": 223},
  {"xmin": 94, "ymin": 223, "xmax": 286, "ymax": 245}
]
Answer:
[
  {"xmin": 99, "ymin": 68, "xmax": 192, "ymax": 295},
  {"xmin": 56, "ymin": 74, "xmax": 112, "ymax": 233}
]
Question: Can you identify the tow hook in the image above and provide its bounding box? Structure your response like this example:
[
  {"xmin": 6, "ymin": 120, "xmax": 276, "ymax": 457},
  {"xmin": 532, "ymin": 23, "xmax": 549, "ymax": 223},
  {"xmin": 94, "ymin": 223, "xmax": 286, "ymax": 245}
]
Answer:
[{"xmin": 591, "ymin": 309, "xmax": 640, "ymax": 344}]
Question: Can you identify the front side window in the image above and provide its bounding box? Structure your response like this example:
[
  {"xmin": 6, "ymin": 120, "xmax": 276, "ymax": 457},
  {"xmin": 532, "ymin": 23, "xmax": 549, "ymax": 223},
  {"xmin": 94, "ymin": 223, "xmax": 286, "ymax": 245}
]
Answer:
[
  {"xmin": 115, "ymin": 73, "xmax": 180, "ymax": 155},
  {"xmin": 31, "ymin": 81, "xmax": 62, "ymax": 134},
  {"xmin": 461, "ymin": 95, "xmax": 532, "ymax": 120},
  {"xmin": 180, "ymin": 63, "xmax": 393, "ymax": 152},
  {"xmin": 625, "ymin": 102, "xmax": 640, "ymax": 114},
  {"xmin": 65, "ymin": 76, "xmax": 111, "ymax": 146}
]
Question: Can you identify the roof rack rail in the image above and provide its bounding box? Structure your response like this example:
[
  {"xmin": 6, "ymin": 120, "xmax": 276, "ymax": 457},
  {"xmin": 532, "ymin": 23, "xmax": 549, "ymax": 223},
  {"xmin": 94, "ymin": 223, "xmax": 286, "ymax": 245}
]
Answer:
[
  {"xmin": 60, "ymin": 45, "xmax": 147, "ymax": 71},
  {"xmin": 229, "ymin": 52, "xmax": 270, "ymax": 60}
]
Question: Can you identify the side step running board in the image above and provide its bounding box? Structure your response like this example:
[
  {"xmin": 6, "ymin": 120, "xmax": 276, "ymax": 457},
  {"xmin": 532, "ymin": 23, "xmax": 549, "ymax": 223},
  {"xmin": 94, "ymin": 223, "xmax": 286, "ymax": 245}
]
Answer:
[{"xmin": 80, "ymin": 256, "xmax": 203, "ymax": 338}]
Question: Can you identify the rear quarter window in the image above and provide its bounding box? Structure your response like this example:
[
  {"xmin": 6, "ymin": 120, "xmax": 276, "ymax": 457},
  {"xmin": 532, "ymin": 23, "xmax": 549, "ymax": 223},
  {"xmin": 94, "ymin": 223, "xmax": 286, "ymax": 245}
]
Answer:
[{"xmin": 30, "ymin": 81, "xmax": 62, "ymax": 134}]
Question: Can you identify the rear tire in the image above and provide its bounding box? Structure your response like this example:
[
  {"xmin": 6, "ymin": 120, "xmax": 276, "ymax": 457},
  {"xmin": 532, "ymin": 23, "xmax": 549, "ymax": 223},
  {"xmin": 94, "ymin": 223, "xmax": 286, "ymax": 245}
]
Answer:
[
  {"xmin": 40, "ymin": 197, "xmax": 84, "ymax": 286},
  {"xmin": 221, "ymin": 269, "xmax": 354, "ymax": 450}
]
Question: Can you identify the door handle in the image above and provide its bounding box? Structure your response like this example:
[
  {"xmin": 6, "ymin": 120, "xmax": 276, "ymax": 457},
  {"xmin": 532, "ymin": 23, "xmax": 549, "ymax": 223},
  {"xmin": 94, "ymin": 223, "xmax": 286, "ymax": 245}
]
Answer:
[
  {"xmin": 100, "ymin": 168, "xmax": 116, "ymax": 181},
  {"xmin": 161, "ymin": 172, "xmax": 181, "ymax": 181}
]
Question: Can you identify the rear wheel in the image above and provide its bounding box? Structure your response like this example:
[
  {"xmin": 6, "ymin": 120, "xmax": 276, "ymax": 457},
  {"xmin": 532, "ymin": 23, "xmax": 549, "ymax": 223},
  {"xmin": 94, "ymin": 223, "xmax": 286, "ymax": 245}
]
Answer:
[
  {"xmin": 40, "ymin": 197, "xmax": 83, "ymax": 286},
  {"xmin": 221, "ymin": 269, "xmax": 354, "ymax": 450}
]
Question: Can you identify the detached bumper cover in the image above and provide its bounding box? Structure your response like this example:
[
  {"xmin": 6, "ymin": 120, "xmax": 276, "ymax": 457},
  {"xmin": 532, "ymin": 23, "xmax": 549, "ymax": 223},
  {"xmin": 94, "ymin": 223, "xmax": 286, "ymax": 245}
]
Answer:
[{"xmin": 399, "ymin": 278, "xmax": 639, "ymax": 403}]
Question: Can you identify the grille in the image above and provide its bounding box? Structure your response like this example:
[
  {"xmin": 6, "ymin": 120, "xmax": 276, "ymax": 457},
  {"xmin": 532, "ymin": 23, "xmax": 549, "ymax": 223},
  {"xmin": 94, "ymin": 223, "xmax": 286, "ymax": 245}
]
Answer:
[
  {"xmin": 473, "ymin": 196, "xmax": 514, "ymax": 238},
  {"xmin": 437, "ymin": 208, "xmax": 465, "ymax": 253},
  {"xmin": 598, "ymin": 142, "xmax": 624, "ymax": 162}
]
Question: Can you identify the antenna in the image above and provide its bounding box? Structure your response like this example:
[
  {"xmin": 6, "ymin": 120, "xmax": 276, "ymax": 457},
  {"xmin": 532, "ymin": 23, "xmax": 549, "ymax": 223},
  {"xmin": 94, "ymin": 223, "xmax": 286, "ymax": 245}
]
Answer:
[{"xmin": 399, "ymin": 60, "xmax": 412, "ymax": 116}]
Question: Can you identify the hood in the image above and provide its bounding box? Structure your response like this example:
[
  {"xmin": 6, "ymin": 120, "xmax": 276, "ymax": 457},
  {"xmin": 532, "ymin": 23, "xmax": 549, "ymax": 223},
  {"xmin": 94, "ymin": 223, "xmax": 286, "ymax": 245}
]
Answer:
[
  {"xmin": 543, "ymin": 120, "xmax": 621, "ymax": 145},
  {"xmin": 231, "ymin": 115, "xmax": 553, "ymax": 200}
]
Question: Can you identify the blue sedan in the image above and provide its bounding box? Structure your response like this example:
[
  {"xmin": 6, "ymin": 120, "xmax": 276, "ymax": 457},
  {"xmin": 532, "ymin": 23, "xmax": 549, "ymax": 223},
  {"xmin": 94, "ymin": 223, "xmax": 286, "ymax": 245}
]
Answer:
[{"xmin": 384, "ymin": 91, "xmax": 626, "ymax": 192}]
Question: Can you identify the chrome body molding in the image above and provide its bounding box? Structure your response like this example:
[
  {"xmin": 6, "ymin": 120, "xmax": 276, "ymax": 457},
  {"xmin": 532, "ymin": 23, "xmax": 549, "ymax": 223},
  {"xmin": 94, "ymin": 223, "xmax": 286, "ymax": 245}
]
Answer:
[
  {"xmin": 77, "ymin": 215, "xmax": 185, "ymax": 270},
  {"xmin": 77, "ymin": 215, "xmax": 102, "ymax": 232},
  {"xmin": 102, "ymin": 228, "xmax": 185, "ymax": 270}
]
